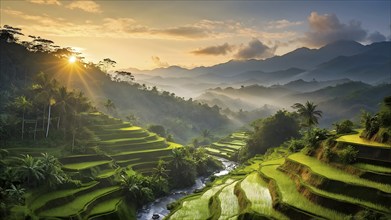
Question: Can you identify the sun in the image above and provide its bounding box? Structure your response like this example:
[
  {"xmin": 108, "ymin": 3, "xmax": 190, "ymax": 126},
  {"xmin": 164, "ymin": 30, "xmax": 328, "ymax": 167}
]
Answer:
[{"xmin": 68, "ymin": 56, "xmax": 77, "ymax": 63}]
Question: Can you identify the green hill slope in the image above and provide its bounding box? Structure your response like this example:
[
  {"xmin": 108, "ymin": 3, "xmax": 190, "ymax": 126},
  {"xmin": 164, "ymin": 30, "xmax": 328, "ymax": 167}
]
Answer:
[
  {"xmin": 6, "ymin": 112, "xmax": 182, "ymax": 219},
  {"xmin": 167, "ymin": 132, "xmax": 391, "ymax": 219}
]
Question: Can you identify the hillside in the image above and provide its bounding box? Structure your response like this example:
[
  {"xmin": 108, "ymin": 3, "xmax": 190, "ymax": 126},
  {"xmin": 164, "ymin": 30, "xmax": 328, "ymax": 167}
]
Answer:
[
  {"xmin": 4, "ymin": 112, "xmax": 182, "ymax": 219},
  {"xmin": 167, "ymin": 130, "xmax": 391, "ymax": 219},
  {"xmin": 197, "ymin": 81, "xmax": 390, "ymax": 127},
  {"xmin": 0, "ymin": 40, "xmax": 234, "ymax": 143}
]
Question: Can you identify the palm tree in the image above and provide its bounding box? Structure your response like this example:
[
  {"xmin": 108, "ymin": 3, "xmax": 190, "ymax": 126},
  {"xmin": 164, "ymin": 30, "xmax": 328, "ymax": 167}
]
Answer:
[
  {"xmin": 5, "ymin": 184, "xmax": 25, "ymax": 204},
  {"xmin": 103, "ymin": 99, "xmax": 116, "ymax": 114},
  {"xmin": 17, "ymin": 154, "xmax": 44, "ymax": 186},
  {"xmin": 292, "ymin": 101, "xmax": 323, "ymax": 128},
  {"xmin": 13, "ymin": 96, "xmax": 32, "ymax": 140},
  {"xmin": 120, "ymin": 173, "xmax": 142, "ymax": 201},
  {"xmin": 152, "ymin": 160, "xmax": 169, "ymax": 179},
  {"xmin": 201, "ymin": 129, "xmax": 212, "ymax": 138},
  {"xmin": 126, "ymin": 113, "xmax": 138, "ymax": 126},
  {"xmin": 171, "ymin": 148, "xmax": 186, "ymax": 169},
  {"xmin": 55, "ymin": 86, "xmax": 73, "ymax": 130},
  {"xmin": 33, "ymin": 72, "xmax": 58, "ymax": 138},
  {"xmin": 40, "ymin": 153, "xmax": 66, "ymax": 188}
]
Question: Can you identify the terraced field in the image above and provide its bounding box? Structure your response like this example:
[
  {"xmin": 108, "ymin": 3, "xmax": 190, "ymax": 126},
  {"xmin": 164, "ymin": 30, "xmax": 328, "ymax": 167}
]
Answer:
[
  {"xmin": 205, "ymin": 131, "xmax": 249, "ymax": 159},
  {"xmin": 168, "ymin": 132, "xmax": 391, "ymax": 219},
  {"xmin": 13, "ymin": 112, "xmax": 182, "ymax": 219}
]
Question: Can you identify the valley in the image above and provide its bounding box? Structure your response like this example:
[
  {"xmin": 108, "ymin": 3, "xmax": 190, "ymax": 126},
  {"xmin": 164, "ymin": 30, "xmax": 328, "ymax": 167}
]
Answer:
[{"xmin": 1, "ymin": 2, "xmax": 390, "ymax": 219}]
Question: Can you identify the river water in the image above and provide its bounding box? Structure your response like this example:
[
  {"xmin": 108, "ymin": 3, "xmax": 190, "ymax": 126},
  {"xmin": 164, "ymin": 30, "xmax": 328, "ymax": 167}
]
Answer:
[{"xmin": 136, "ymin": 158, "xmax": 237, "ymax": 220}]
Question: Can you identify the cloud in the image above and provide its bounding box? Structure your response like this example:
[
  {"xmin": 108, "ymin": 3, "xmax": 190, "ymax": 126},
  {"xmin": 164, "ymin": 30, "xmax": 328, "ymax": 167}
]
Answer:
[
  {"xmin": 28, "ymin": 0, "xmax": 61, "ymax": 5},
  {"xmin": 151, "ymin": 56, "xmax": 169, "ymax": 68},
  {"xmin": 191, "ymin": 43, "xmax": 234, "ymax": 56},
  {"xmin": 157, "ymin": 26, "xmax": 208, "ymax": 39},
  {"xmin": 367, "ymin": 31, "xmax": 386, "ymax": 42},
  {"xmin": 66, "ymin": 0, "xmax": 102, "ymax": 13},
  {"xmin": 234, "ymin": 38, "xmax": 276, "ymax": 60},
  {"xmin": 267, "ymin": 19, "xmax": 303, "ymax": 29},
  {"xmin": 2, "ymin": 8, "xmax": 298, "ymax": 43},
  {"xmin": 303, "ymin": 12, "xmax": 367, "ymax": 46}
]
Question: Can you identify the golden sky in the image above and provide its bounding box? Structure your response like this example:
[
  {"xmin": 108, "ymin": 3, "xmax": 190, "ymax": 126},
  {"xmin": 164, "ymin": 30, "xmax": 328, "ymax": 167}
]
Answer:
[{"xmin": 1, "ymin": 0, "xmax": 390, "ymax": 70}]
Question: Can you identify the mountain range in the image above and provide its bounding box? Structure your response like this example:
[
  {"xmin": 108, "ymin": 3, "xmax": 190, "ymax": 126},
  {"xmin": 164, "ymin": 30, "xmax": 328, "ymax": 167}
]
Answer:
[{"xmin": 129, "ymin": 40, "xmax": 390, "ymax": 98}]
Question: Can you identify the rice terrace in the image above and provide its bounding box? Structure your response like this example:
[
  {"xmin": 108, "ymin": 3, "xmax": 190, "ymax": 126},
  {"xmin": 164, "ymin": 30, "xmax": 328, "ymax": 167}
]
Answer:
[{"xmin": 0, "ymin": 1, "xmax": 390, "ymax": 220}]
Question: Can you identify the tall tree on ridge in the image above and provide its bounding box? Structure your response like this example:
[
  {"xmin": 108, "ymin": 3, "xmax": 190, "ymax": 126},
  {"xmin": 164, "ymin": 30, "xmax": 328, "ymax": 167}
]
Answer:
[
  {"xmin": 292, "ymin": 101, "xmax": 323, "ymax": 128},
  {"xmin": 33, "ymin": 72, "xmax": 58, "ymax": 138},
  {"xmin": 13, "ymin": 96, "xmax": 32, "ymax": 140}
]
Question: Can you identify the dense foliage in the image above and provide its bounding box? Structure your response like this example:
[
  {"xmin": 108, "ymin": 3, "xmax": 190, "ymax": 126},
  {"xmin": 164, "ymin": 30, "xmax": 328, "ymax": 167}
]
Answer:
[
  {"xmin": 0, "ymin": 152, "xmax": 71, "ymax": 217},
  {"xmin": 241, "ymin": 110, "xmax": 300, "ymax": 160},
  {"xmin": 0, "ymin": 28, "xmax": 235, "ymax": 143},
  {"xmin": 361, "ymin": 96, "xmax": 391, "ymax": 143},
  {"xmin": 167, "ymin": 147, "xmax": 222, "ymax": 188}
]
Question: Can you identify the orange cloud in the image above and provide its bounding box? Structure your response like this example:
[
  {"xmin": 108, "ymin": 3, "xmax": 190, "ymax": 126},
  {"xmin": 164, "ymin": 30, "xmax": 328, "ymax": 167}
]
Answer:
[{"xmin": 66, "ymin": 0, "xmax": 102, "ymax": 13}]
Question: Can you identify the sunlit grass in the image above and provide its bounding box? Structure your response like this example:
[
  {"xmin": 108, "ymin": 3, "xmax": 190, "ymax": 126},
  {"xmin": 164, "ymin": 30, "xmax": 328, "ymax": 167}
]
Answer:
[
  {"xmin": 289, "ymin": 153, "xmax": 391, "ymax": 193},
  {"xmin": 261, "ymin": 157, "xmax": 285, "ymax": 166},
  {"xmin": 170, "ymin": 179, "xmax": 234, "ymax": 219},
  {"xmin": 62, "ymin": 160, "xmax": 112, "ymax": 170},
  {"xmin": 39, "ymin": 186, "xmax": 120, "ymax": 217},
  {"xmin": 96, "ymin": 169, "xmax": 119, "ymax": 179},
  {"xmin": 100, "ymin": 134, "xmax": 156, "ymax": 144},
  {"xmin": 88, "ymin": 197, "xmax": 123, "ymax": 217},
  {"xmin": 303, "ymin": 179, "xmax": 390, "ymax": 213},
  {"xmin": 260, "ymin": 163, "xmax": 346, "ymax": 219},
  {"xmin": 167, "ymin": 142, "xmax": 183, "ymax": 149},
  {"xmin": 336, "ymin": 130, "xmax": 391, "ymax": 148},
  {"xmin": 240, "ymin": 172, "xmax": 288, "ymax": 219},
  {"xmin": 119, "ymin": 126, "xmax": 143, "ymax": 131},
  {"xmin": 218, "ymin": 180, "xmax": 240, "ymax": 219},
  {"xmin": 29, "ymin": 182, "xmax": 98, "ymax": 210},
  {"xmin": 353, "ymin": 163, "xmax": 391, "ymax": 174}
]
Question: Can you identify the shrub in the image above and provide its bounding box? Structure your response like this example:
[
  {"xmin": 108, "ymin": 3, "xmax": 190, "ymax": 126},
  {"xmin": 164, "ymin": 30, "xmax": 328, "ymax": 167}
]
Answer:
[
  {"xmin": 337, "ymin": 145, "xmax": 358, "ymax": 164},
  {"xmin": 322, "ymin": 146, "xmax": 332, "ymax": 161},
  {"xmin": 334, "ymin": 120, "xmax": 354, "ymax": 134},
  {"xmin": 288, "ymin": 139, "xmax": 305, "ymax": 152},
  {"xmin": 303, "ymin": 128, "xmax": 329, "ymax": 148}
]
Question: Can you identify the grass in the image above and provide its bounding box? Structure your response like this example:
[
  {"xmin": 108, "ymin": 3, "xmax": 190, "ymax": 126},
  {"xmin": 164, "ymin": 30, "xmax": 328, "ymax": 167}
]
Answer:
[
  {"xmin": 39, "ymin": 186, "xmax": 120, "ymax": 217},
  {"xmin": 353, "ymin": 163, "xmax": 391, "ymax": 174},
  {"xmin": 260, "ymin": 162, "xmax": 346, "ymax": 220},
  {"xmin": 62, "ymin": 160, "xmax": 112, "ymax": 170},
  {"xmin": 96, "ymin": 169, "xmax": 119, "ymax": 179},
  {"xmin": 29, "ymin": 182, "xmax": 99, "ymax": 210},
  {"xmin": 88, "ymin": 197, "xmax": 123, "ymax": 217},
  {"xmin": 169, "ymin": 179, "xmax": 234, "ymax": 220},
  {"xmin": 218, "ymin": 180, "xmax": 240, "ymax": 220},
  {"xmin": 22, "ymin": 112, "xmax": 182, "ymax": 219},
  {"xmin": 118, "ymin": 126, "xmax": 142, "ymax": 131},
  {"xmin": 167, "ymin": 142, "xmax": 183, "ymax": 149},
  {"xmin": 240, "ymin": 172, "xmax": 288, "ymax": 219},
  {"xmin": 100, "ymin": 134, "xmax": 157, "ymax": 144},
  {"xmin": 112, "ymin": 147, "xmax": 171, "ymax": 156},
  {"xmin": 301, "ymin": 178, "xmax": 391, "ymax": 213},
  {"xmin": 337, "ymin": 130, "xmax": 391, "ymax": 148},
  {"xmin": 289, "ymin": 153, "xmax": 391, "ymax": 193}
]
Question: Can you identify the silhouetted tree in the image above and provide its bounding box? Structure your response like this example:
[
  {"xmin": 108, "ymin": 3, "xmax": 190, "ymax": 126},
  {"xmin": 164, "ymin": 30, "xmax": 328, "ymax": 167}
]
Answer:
[
  {"xmin": 12, "ymin": 96, "xmax": 32, "ymax": 140},
  {"xmin": 292, "ymin": 101, "xmax": 323, "ymax": 128},
  {"xmin": 98, "ymin": 58, "xmax": 116, "ymax": 73}
]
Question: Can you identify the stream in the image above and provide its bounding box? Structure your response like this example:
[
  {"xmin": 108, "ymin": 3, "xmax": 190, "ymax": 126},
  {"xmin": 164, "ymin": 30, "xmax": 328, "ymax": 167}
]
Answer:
[{"xmin": 136, "ymin": 158, "xmax": 237, "ymax": 220}]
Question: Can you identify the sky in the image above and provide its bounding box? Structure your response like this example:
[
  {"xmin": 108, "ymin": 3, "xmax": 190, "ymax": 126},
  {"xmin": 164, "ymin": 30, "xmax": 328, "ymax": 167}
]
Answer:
[{"xmin": 1, "ymin": 0, "xmax": 390, "ymax": 70}]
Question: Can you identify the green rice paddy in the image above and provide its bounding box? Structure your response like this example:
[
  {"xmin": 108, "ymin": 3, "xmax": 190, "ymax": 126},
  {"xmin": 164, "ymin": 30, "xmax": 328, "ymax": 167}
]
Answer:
[
  {"xmin": 337, "ymin": 131, "xmax": 391, "ymax": 148},
  {"xmin": 240, "ymin": 172, "xmax": 288, "ymax": 219},
  {"xmin": 218, "ymin": 180, "xmax": 240, "ymax": 220},
  {"xmin": 289, "ymin": 153, "xmax": 391, "ymax": 193},
  {"xmin": 260, "ymin": 162, "xmax": 346, "ymax": 220}
]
